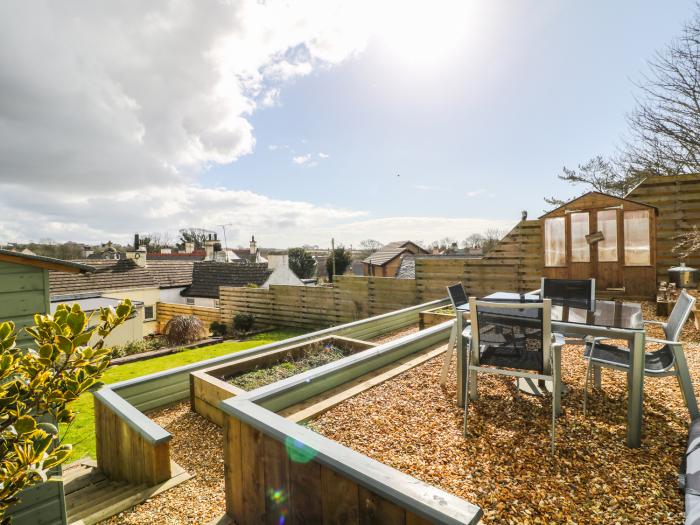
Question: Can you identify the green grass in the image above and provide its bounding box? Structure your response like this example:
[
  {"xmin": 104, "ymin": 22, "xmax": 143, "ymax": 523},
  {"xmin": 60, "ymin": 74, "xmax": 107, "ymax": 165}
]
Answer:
[{"xmin": 61, "ymin": 330, "xmax": 304, "ymax": 462}]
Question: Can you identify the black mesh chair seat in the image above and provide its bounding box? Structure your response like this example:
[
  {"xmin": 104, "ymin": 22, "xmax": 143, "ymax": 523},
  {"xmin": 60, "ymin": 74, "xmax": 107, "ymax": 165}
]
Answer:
[
  {"xmin": 584, "ymin": 341, "xmax": 674, "ymax": 374},
  {"xmin": 481, "ymin": 344, "xmax": 544, "ymax": 371},
  {"xmin": 541, "ymin": 278, "xmax": 595, "ymax": 311}
]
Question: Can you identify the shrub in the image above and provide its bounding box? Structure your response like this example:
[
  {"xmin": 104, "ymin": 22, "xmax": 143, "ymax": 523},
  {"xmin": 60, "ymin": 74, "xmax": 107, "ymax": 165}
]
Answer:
[
  {"xmin": 209, "ymin": 321, "xmax": 228, "ymax": 337},
  {"xmin": 0, "ymin": 300, "xmax": 132, "ymax": 520},
  {"xmin": 164, "ymin": 315, "xmax": 204, "ymax": 346},
  {"xmin": 109, "ymin": 336, "xmax": 166, "ymax": 359},
  {"xmin": 233, "ymin": 313, "xmax": 255, "ymax": 333}
]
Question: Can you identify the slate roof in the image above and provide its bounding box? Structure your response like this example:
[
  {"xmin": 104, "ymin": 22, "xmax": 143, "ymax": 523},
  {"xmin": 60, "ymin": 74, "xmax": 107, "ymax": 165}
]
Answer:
[
  {"xmin": 181, "ymin": 261, "xmax": 273, "ymax": 299},
  {"xmin": 49, "ymin": 259, "xmax": 159, "ymax": 296},
  {"xmin": 396, "ymin": 254, "xmax": 416, "ymax": 280},
  {"xmin": 146, "ymin": 260, "xmax": 194, "ymax": 288}
]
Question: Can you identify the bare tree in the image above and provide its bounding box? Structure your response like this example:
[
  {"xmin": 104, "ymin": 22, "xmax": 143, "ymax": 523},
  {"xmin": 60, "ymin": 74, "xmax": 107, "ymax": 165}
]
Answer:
[
  {"xmin": 482, "ymin": 228, "xmax": 505, "ymax": 254},
  {"xmin": 462, "ymin": 233, "xmax": 485, "ymax": 249},
  {"xmin": 545, "ymin": 156, "xmax": 645, "ymax": 206},
  {"xmin": 674, "ymin": 226, "xmax": 700, "ymax": 260},
  {"xmin": 625, "ymin": 7, "xmax": 700, "ymax": 176}
]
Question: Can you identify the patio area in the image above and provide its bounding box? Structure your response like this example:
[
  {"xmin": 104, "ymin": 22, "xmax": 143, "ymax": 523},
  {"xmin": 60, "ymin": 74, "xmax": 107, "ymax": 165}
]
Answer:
[{"xmin": 309, "ymin": 303, "xmax": 698, "ymax": 524}]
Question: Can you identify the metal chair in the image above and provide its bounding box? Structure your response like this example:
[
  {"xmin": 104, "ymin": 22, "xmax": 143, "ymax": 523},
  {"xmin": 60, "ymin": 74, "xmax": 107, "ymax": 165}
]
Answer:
[
  {"xmin": 440, "ymin": 283, "xmax": 469, "ymax": 386},
  {"xmin": 541, "ymin": 277, "xmax": 596, "ymax": 310},
  {"xmin": 464, "ymin": 297, "xmax": 564, "ymax": 453},
  {"xmin": 583, "ymin": 290, "xmax": 699, "ymax": 418}
]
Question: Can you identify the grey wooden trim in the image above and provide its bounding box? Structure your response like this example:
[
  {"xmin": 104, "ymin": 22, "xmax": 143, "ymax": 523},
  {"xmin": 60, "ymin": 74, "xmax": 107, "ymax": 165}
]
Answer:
[
  {"xmin": 93, "ymin": 388, "xmax": 171, "ymax": 444},
  {"xmin": 110, "ymin": 298, "xmax": 447, "ymax": 393},
  {"xmin": 222, "ymin": 398, "xmax": 482, "ymax": 525}
]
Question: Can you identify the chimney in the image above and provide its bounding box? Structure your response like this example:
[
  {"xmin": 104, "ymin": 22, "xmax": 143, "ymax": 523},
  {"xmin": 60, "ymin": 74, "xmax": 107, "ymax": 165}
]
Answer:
[
  {"xmin": 204, "ymin": 234, "xmax": 220, "ymax": 261},
  {"xmin": 126, "ymin": 233, "xmax": 147, "ymax": 267},
  {"xmin": 250, "ymin": 235, "xmax": 257, "ymax": 255},
  {"xmin": 184, "ymin": 242, "xmax": 194, "ymax": 253},
  {"xmin": 160, "ymin": 247, "xmax": 172, "ymax": 254},
  {"xmin": 82, "ymin": 245, "xmax": 93, "ymax": 258}
]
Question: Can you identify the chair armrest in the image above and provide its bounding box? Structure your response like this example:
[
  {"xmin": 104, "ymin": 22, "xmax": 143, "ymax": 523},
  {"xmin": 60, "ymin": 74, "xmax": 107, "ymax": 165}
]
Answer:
[
  {"xmin": 529, "ymin": 288, "xmax": 541, "ymax": 296},
  {"xmin": 551, "ymin": 333, "xmax": 565, "ymax": 348},
  {"xmin": 646, "ymin": 337, "xmax": 681, "ymax": 347},
  {"xmin": 643, "ymin": 319, "xmax": 667, "ymax": 327}
]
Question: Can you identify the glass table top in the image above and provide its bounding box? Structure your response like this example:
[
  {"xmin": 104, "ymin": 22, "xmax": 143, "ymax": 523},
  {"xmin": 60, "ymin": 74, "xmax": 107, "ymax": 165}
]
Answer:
[{"xmin": 456, "ymin": 292, "xmax": 644, "ymax": 331}]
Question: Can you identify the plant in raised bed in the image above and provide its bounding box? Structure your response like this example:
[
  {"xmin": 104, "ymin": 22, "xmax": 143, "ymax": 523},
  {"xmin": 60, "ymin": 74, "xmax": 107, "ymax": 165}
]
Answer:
[
  {"xmin": 164, "ymin": 315, "xmax": 204, "ymax": 346},
  {"xmin": 0, "ymin": 300, "xmax": 132, "ymax": 522},
  {"xmin": 226, "ymin": 340, "xmax": 355, "ymax": 390}
]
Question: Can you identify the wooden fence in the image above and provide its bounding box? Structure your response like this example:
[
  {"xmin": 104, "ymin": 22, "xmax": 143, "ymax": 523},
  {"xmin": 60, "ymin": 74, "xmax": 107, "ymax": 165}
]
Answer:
[
  {"xmin": 156, "ymin": 302, "xmax": 221, "ymax": 333},
  {"xmin": 219, "ymin": 220, "xmax": 541, "ymax": 331},
  {"xmin": 628, "ymin": 174, "xmax": 700, "ymax": 283}
]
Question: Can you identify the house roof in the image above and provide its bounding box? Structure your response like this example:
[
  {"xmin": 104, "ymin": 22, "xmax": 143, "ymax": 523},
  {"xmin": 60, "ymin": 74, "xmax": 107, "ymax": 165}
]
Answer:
[
  {"xmin": 396, "ymin": 254, "xmax": 416, "ymax": 279},
  {"xmin": 363, "ymin": 247, "xmax": 407, "ymax": 266},
  {"xmin": 181, "ymin": 261, "xmax": 273, "ymax": 299},
  {"xmin": 146, "ymin": 260, "xmax": 194, "ymax": 288},
  {"xmin": 0, "ymin": 249, "xmax": 94, "ymax": 274},
  {"xmin": 49, "ymin": 259, "xmax": 158, "ymax": 296},
  {"xmin": 147, "ymin": 250, "xmax": 206, "ymax": 261}
]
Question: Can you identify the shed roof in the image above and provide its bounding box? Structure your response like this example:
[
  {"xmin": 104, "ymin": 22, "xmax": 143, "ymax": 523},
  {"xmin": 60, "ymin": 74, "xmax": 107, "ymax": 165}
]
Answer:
[
  {"xmin": 540, "ymin": 191, "xmax": 658, "ymax": 219},
  {"xmin": 362, "ymin": 247, "xmax": 406, "ymax": 266},
  {"xmin": 0, "ymin": 249, "xmax": 94, "ymax": 274},
  {"xmin": 49, "ymin": 259, "xmax": 158, "ymax": 296},
  {"xmin": 182, "ymin": 261, "xmax": 272, "ymax": 298}
]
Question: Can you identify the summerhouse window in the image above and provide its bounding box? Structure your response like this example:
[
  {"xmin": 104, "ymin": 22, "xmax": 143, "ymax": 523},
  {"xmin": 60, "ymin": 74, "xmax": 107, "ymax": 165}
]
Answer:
[
  {"xmin": 597, "ymin": 210, "xmax": 618, "ymax": 262},
  {"xmin": 544, "ymin": 217, "xmax": 566, "ymax": 267},
  {"xmin": 624, "ymin": 210, "xmax": 651, "ymax": 266},
  {"xmin": 570, "ymin": 212, "xmax": 590, "ymax": 263}
]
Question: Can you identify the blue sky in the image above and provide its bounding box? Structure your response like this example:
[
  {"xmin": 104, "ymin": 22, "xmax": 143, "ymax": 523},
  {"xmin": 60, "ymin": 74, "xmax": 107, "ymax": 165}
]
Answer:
[
  {"xmin": 205, "ymin": 0, "xmax": 695, "ymax": 235},
  {"xmin": 0, "ymin": 1, "xmax": 696, "ymax": 247}
]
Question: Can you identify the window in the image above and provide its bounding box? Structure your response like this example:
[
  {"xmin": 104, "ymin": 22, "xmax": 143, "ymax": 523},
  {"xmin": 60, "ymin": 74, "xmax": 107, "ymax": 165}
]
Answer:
[
  {"xmin": 214, "ymin": 299, "xmax": 220, "ymax": 308},
  {"xmin": 624, "ymin": 210, "xmax": 651, "ymax": 266},
  {"xmin": 186, "ymin": 298, "xmax": 195, "ymax": 305},
  {"xmin": 144, "ymin": 305, "xmax": 155, "ymax": 320},
  {"xmin": 544, "ymin": 217, "xmax": 566, "ymax": 267},
  {"xmin": 570, "ymin": 212, "xmax": 590, "ymax": 263},
  {"xmin": 597, "ymin": 210, "xmax": 618, "ymax": 262}
]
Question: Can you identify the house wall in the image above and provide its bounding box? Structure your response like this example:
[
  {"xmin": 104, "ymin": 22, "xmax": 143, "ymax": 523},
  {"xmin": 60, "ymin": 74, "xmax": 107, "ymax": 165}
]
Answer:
[
  {"xmin": 94, "ymin": 308, "xmax": 144, "ymax": 348},
  {"xmin": 263, "ymin": 255, "xmax": 304, "ymax": 288},
  {"xmin": 103, "ymin": 286, "xmax": 160, "ymax": 336},
  {"xmin": 159, "ymin": 286, "xmax": 187, "ymax": 304}
]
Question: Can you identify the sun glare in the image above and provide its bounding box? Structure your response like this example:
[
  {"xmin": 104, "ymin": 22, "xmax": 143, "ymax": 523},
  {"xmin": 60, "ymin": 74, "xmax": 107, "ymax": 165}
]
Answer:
[{"xmin": 374, "ymin": 1, "xmax": 477, "ymax": 68}]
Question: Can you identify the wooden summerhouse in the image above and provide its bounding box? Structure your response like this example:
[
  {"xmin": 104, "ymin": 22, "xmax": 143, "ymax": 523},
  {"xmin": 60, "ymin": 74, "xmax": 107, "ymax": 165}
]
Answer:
[{"xmin": 540, "ymin": 192, "xmax": 657, "ymax": 298}]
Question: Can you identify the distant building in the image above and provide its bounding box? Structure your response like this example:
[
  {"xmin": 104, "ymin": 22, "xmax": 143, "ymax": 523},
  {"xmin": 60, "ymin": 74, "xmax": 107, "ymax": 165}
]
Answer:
[
  {"xmin": 362, "ymin": 240, "xmax": 428, "ymax": 277},
  {"xmin": 181, "ymin": 261, "xmax": 272, "ymax": 307}
]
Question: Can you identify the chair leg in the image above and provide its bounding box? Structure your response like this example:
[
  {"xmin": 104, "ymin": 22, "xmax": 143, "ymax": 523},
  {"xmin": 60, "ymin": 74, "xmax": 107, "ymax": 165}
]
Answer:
[
  {"xmin": 673, "ymin": 350, "xmax": 700, "ymax": 420},
  {"xmin": 551, "ymin": 353, "xmax": 557, "ymax": 454},
  {"xmin": 463, "ymin": 352, "xmax": 471, "ymax": 438},
  {"xmin": 583, "ymin": 350, "xmax": 595, "ymax": 417}
]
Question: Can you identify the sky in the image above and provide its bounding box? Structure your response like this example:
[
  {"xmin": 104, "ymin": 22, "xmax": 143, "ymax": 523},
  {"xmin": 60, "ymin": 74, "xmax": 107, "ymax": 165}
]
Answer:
[{"xmin": 0, "ymin": 0, "xmax": 696, "ymax": 249}]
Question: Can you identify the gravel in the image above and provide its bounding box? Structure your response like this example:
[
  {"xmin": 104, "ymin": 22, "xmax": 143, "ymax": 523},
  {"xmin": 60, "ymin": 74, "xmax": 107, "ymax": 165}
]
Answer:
[{"xmin": 310, "ymin": 302, "xmax": 698, "ymax": 524}]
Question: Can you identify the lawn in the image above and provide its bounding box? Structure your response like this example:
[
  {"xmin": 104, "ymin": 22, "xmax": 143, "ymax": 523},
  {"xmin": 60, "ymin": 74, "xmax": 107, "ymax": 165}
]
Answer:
[{"xmin": 61, "ymin": 330, "xmax": 303, "ymax": 462}]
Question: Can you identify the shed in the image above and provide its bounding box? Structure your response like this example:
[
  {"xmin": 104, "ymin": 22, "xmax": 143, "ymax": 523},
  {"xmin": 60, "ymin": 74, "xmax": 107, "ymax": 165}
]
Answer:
[
  {"xmin": 540, "ymin": 192, "xmax": 657, "ymax": 298},
  {"xmin": 0, "ymin": 249, "xmax": 93, "ymax": 525}
]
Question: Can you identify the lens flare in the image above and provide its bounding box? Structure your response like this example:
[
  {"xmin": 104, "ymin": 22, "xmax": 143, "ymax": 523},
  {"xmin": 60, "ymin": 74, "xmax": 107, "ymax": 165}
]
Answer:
[{"xmin": 284, "ymin": 436, "xmax": 317, "ymax": 464}]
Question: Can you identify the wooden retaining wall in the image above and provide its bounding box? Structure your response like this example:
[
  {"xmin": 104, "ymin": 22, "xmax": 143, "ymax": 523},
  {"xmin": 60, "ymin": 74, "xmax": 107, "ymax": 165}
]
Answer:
[
  {"xmin": 155, "ymin": 302, "xmax": 221, "ymax": 333},
  {"xmin": 628, "ymin": 174, "xmax": 700, "ymax": 283},
  {"xmin": 93, "ymin": 391, "xmax": 172, "ymax": 486}
]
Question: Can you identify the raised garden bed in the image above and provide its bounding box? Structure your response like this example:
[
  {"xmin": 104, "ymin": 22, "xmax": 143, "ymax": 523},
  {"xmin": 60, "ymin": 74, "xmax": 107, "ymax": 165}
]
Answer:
[
  {"xmin": 190, "ymin": 335, "xmax": 376, "ymax": 426},
  {"xmin": 419, "ymin": 304, "xmax": 455, "ymax": 329}
]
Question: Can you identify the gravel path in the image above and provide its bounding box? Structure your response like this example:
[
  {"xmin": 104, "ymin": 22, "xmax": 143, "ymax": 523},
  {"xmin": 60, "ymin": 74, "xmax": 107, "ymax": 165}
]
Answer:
[{"xmin": 311, "ymin": 303, "xmax": 698, "ymax": 524}]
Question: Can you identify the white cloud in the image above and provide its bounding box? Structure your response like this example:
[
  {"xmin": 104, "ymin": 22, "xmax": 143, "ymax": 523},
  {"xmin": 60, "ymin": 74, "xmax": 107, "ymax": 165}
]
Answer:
[
  {"xmin": 292, "ymin": 154, "xmax": 313, "ymax": 165},
  {"xmin": 412, "ymin": 184, "xmax": 443, "ymax": 191},
  {"xmin": 318, "ymin": 152, "xmax": 330, "ymax": 159},
  {"xmin": 466, "ymin": 189, "xmax": 487, "ymax": 198},
  {"xmin": 0, "ymin": 0, "xmax": 372, "ymax": 235}
]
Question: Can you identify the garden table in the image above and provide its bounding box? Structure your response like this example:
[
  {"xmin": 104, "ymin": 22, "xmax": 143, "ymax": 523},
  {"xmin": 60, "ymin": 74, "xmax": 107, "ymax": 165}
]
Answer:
[{"xmin": 455, "ymin": 292, "xmax": 647, "ymax": 448}]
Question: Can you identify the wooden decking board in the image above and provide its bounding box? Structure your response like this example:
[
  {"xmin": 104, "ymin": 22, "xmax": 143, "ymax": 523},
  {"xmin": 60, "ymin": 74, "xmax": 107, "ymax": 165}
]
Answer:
[{"xmin": 65, "ymin": 460, "xmax": 191, "ymax": 525}]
